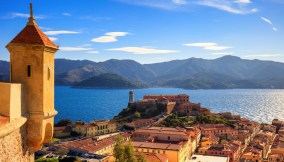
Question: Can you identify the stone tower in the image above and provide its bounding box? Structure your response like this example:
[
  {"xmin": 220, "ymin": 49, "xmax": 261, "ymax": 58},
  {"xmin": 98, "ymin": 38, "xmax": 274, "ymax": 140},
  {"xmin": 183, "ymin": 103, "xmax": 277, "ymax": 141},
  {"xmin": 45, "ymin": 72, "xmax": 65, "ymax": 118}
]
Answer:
[
  {"xmin": 6, "ymin": 3, "xmax": 58, "ymax": 151},
  {"xmin": 129, "ymin": 89, "xmax": 134, "ymax": 104}
]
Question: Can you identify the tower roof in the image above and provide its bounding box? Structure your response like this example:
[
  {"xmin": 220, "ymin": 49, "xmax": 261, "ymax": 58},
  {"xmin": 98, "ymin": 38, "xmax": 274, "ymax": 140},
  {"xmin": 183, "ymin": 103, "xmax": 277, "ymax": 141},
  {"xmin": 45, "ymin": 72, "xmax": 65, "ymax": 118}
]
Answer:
[{"xmin": 7, "ymin": 4, "xmax": 57, "ymax": 49}]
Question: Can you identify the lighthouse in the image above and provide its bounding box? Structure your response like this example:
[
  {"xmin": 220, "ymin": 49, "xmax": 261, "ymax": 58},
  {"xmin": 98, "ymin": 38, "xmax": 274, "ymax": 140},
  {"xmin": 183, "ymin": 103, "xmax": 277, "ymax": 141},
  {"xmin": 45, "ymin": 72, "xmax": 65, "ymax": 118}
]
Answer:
[{"xmin": 129, "ymin": 89, "xmax": 134, "ymax": 104}]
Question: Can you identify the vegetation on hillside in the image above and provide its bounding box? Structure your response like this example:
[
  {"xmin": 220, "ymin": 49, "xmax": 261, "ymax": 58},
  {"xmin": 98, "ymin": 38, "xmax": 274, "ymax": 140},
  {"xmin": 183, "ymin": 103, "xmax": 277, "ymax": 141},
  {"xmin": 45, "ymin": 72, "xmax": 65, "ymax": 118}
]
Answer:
[
  {"xmin": 159, "ymin": 114, "xmax": 234, "ymax": 128},
  {"xmin": 73, "ymin": 73, "xmax": 148, "ymax": 89},
  {"xmin": 159, "ymin": 114, "xmax": 194, "ymax": 127},
  {"xmin": 114, "ymin": 103, "xmax": 166, "ymax": 123},
  {"xmin": 55, "ymin": 119, "xmax": 72, "ymax": 127}
]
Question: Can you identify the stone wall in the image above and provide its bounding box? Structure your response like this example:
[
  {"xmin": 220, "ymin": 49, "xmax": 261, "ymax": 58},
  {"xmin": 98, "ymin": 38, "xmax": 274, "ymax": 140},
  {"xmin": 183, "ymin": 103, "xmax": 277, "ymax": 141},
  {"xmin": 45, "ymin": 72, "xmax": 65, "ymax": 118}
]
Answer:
[{"xmin": 0, "ymin": 124, "xmax": 33, "ymax": 162}]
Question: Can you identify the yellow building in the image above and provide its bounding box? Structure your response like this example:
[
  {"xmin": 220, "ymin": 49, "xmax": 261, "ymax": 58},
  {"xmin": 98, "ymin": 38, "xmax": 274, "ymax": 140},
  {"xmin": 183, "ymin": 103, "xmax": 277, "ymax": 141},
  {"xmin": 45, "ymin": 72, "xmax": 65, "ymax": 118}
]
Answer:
[
  {"xmin": 133, "ymin": 141, "xmax": 190, "ymax": 162},
  {"xmin": 73, "ymin": 120, "xmax": 117, "ymax": 136},
  {"xmin": 131, "ymin": 127, "xmax": 192, "ymax": 162},
  {"xmin": 0, "ymin": 4, "xmax": 57, "ymax": 161}
]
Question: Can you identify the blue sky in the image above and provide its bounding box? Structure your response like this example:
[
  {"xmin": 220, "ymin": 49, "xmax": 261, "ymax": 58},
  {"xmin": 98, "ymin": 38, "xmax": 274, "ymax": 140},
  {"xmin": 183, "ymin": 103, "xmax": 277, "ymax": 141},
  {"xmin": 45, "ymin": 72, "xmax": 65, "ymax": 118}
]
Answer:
[{"xmin": 0, "ymin": 0, "xmax": 283, "ymax": 64}]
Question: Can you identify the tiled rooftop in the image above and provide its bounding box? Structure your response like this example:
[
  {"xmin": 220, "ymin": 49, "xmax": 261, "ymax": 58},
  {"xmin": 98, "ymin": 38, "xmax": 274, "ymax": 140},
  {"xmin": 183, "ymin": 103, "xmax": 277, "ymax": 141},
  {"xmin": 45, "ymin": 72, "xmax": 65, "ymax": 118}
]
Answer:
[
  {"xmin": 9, "ymin": 24, "xmax": 57, "ymax": 48},
  {"xmin": 132, "ymin": 141, "xmax": 182, "ymax": 151},
  {"xmin": 144, "ymin": 153, "xmax": 168, "ymax": 162}
]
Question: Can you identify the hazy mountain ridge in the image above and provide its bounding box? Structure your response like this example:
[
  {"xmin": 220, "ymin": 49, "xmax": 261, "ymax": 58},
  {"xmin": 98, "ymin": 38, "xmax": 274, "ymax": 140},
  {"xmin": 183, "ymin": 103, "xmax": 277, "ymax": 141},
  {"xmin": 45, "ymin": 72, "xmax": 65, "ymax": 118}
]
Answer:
[{"xmin": 2, "ymin": 55, "xmax": 284, "ymax": 89}]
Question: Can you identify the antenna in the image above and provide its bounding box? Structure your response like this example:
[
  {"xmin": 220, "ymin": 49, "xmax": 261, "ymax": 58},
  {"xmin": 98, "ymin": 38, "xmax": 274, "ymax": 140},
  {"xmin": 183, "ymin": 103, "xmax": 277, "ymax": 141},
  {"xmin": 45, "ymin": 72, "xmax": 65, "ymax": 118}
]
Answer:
[
  {"xmin": 30, "ymin": 3, "xmax": 33, "ymax": 18},
  {"xmin": 27, "ymin": 3, "xmax": 36, "ymax": 25}
]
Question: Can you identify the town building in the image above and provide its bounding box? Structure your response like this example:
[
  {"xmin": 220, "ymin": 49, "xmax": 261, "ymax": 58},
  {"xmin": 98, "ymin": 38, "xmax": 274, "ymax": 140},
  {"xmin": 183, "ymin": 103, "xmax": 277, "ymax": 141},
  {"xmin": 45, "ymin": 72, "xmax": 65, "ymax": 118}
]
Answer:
[
  {"xmin": 189, "ymin": 154, "xmax": 229, "ymax": 162},
  {"xmin": 131, "ymin": 127, "xmax": 192, "ymax": 162},
  {"xmin": 143, "ymin": 94, "xmax": 189, "ymax": 103},
  {"xmin": 197, "ymin": 143, "xmax": 240, "ymax": 162},
  {"xmin": 144, "ymin": 153, "xmax": 169, "ymax": 162},
  {"xmin": 73, "ymin": 120, "xmax": 116, "ymax": 136},
  {"xmin": 0, "ymin": 4, "xmax": 58, "ymax": 161},
  {"xmin": 123, "ymin": 118, "xmax": 154, "ymax": 130},
  {"xmin": 198, "ymin": 124, "xmax": 238, "ymax": 137},
  {"xmin": 53, "ymin": 133, "xmax": 130, "ymax": 156},
  {"xmin": 272, "ymin": 119, "xmax": 284, "ymax": 133},
  {"xmin": 53, "ymin": 126, "xmax": 72, "ymax": 138}
]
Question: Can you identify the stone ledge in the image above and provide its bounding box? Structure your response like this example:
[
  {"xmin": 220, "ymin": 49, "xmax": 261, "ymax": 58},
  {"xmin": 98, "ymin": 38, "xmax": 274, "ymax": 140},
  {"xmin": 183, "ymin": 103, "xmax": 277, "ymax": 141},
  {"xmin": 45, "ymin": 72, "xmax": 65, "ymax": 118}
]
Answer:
[{"xmin": 0, "ymin": 116, "xmax": 27, "ymax": 138}]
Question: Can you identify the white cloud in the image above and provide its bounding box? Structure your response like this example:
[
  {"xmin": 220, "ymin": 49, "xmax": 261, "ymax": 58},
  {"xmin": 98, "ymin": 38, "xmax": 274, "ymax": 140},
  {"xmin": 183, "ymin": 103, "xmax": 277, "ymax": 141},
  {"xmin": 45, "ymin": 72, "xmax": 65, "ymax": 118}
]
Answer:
[
  {"xmin": 91, "ymin": 32, "xmax": 128, "ymax": 43},
  {"xmin": 116, "ymin": 0, "xmax": 256, "ymax": 14},
  {"xmin": 91, "ymin": 36, "xmax": 117, "ymax": 43},
  {"xmin": 44, "ymin": 30, "xmax": 80, "ymax": 36},
  {"xmin": 183, "ymin": 42, "xmax": 232, "ymax": 51},
  {"xmin": 2, "ymin": 12, "xmax": 46, "ymax": 19},
  {"xmin": 63, "ymin": 13, "xmax": 72, "ymax": 16},
  {"xmin": 183, "ymin": 42, "xmax": 217, "ymax": 47},
  {"xmin": 172, "ymin": 0, "xmax": 187, "ymax": 5},
  {"xmin": 204, "ymin": 46, "xmax": 232, "ymax": 51},
  {"xmin": 196, "ymin": 0, "xmax": 257, "ymax": 14},
  {"xmin": 49, "ymin": 37, "xmax": 58, "ymax": 41},
  {"xmin": 234, "ymin": 0, "xmax": 251, "ymax": 4},
  {"xmin": 87, "ymin": 51, "xmax": 100, "ymax": 54},
  {"xmin": 211, "ymin": 52, "xmax": 234, "ymax": 55},
  {"xmin": 251, "ymin": 8, "xmax": 258, "ymax": 12},
  {"xmin": 106, "ymin": 47, "xmax": 179, "ymax": 54},
  {"xmin": 244, "ymin": 54, "xmax": 283, "ymax": 57},
  {"xmin": 39, "ymin": 26, "xmax": 52, "ymax": 30},
  {"xmin": 81, "ymin": 44, "xmax": 92, "ymax": 47},
  {"xmin": 273, "ymin": 27, "xmax": 278, "ymax": 31},
  {"xmin": 105, "ymin": 32, "xmax": 128, "ymax": 37},
  {"xmin": 60, "ymin": 47, "xmax": 93, "ymax": 51},
  {"xmin": 260, "ymin": 17, "xmax": 279, "ymax": 32},
  {"xmin": 261, "ymin": 17, "xmax": 273, "ymax": 25}
]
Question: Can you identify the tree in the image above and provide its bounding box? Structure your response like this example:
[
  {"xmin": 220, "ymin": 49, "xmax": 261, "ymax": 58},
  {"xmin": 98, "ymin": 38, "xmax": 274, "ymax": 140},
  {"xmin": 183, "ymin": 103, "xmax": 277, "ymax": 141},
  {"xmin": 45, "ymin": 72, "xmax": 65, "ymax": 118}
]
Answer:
[
  {"xmin": 125, "ymin": 143, "xmax": 137, "ymax": 162},
  {"xmin": 114, "ymin": 136, "xmax": 126, "ymax": 162},
  {"xmin": 137, "ymin": 153, "xmax": 147, "ymax": 162},
  {"xmin": 35, "ymin": 158, "xmax": 59, "ymax": 162},
  {"xmin": 134, "ymin": 111, "xmax": 141, "ymax": 118},
  {"xmin": 113, "ymin": 136, "xmax": 140, "ymax": 162},
  {"xmin": 55, "ymin": 119, "xmax": 72, "ymax": 127}
]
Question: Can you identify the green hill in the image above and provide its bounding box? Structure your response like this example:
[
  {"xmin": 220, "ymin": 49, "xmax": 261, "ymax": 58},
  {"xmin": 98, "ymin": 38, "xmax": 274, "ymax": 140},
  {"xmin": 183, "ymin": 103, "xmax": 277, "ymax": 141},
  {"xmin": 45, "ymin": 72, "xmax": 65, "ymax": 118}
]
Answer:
[{"xmin": 72, "ymin": 73, "xmax": 148, "ymax": 89}]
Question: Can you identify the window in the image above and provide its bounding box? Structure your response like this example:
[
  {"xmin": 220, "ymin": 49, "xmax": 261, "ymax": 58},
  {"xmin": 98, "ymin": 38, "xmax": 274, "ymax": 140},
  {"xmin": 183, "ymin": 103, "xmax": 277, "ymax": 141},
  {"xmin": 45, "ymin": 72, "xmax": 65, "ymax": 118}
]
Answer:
[
  {"xmin": 27, "ymin": 65, "xmax": 31, "ymax": 77},
  {"xmin": 168, "ymin": 136, "xmax": 171, "ymax": 140},
  {"xmin": 47, "ymin": 67, "xmax": 50, "ymax": 80}
]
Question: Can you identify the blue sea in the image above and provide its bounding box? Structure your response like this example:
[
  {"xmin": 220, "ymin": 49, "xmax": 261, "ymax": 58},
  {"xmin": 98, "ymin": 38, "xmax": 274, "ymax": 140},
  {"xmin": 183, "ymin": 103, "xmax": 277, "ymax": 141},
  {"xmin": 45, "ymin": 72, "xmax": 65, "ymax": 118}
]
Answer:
[{"xmin": 55, "ymin": 86, "xmax": 284, "ymax": 124}]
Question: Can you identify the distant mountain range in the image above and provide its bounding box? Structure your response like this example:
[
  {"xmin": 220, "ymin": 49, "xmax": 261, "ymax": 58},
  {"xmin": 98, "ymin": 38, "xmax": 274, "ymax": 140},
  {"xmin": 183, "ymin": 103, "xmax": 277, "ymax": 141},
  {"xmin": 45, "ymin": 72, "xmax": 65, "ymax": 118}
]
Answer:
[{"xmin": 2, "ymin": 55, "xmax": 284, "ymax": 89}]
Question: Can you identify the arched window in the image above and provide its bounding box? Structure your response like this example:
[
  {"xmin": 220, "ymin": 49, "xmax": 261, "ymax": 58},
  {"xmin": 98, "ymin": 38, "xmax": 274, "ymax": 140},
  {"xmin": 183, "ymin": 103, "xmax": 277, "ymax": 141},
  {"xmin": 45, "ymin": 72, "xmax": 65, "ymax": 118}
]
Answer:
[{"xmin": 27, "ymin": 65, "xmax": 31, "ymax": 77}]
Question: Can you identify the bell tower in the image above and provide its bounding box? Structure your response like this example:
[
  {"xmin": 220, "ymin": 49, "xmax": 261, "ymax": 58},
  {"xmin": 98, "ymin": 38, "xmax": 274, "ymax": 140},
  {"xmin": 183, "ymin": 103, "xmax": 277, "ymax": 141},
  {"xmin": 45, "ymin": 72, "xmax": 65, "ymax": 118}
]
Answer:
[{"xmin": 6, "ymin": 3, "xmax": 58, "ymax": 151}]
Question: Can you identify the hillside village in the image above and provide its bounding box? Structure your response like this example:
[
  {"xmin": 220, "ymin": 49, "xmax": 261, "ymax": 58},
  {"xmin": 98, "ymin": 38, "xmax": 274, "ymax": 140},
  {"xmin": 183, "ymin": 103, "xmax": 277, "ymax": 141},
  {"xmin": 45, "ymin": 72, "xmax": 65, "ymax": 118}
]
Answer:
[{"xmin": 39, "ymin": 91, "xmax": 284, "ymax": 162}]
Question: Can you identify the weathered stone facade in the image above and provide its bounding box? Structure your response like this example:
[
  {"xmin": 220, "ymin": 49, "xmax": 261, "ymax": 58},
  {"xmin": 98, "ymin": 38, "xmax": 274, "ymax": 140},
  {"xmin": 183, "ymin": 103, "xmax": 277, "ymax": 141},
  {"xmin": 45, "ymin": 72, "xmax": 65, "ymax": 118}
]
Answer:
[{"xmin": 0, "ymin": 125, "xmax": 33, "ymax": 162}]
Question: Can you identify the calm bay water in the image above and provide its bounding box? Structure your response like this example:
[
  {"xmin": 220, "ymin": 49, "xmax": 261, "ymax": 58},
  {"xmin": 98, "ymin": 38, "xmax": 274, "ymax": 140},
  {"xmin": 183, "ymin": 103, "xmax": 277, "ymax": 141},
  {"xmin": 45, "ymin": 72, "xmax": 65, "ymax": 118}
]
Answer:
[{"xmin": 55, "ymin": 86, "xmax": 284, "ymax": 124}]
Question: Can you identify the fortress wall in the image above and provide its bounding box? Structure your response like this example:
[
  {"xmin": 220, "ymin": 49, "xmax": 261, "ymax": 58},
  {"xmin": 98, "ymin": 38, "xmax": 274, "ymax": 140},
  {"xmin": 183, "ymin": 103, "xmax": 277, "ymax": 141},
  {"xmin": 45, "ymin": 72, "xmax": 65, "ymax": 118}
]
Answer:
[{"xmin": 0, "ymin": 124, "xmax": 33, "ymax": 162}]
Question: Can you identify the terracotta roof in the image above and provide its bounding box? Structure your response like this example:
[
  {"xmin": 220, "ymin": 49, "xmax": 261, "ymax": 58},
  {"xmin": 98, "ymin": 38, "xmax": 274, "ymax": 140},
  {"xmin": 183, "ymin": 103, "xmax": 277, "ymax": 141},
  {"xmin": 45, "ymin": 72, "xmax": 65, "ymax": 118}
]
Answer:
[
  {"xmin": 132, "ymin": 141, "xmax": 183, "ymax": 151},
  {"xmin": 58, "ymin": 133, "xmax": 131, "ymax": 153},
  {"xmin": 9, "ymin": 23, "xmax": 57, "ymax": 48},
  {"xmin": 144, "ymin": 153, "xmax": 168, "ymax": 162}
]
